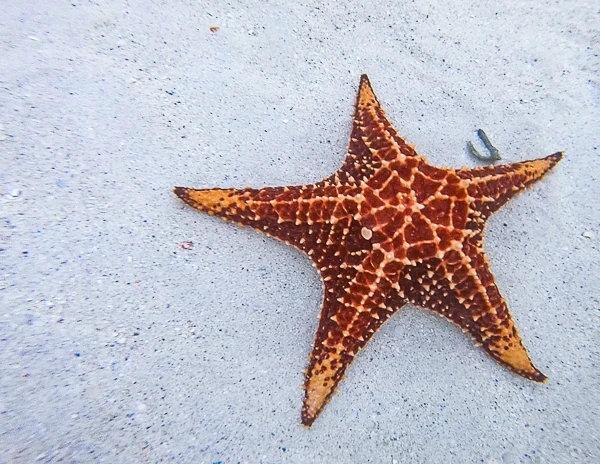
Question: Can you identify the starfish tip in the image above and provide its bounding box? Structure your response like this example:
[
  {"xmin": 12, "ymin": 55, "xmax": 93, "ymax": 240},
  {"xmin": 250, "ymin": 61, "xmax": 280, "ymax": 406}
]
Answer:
[
  {"xmin": 532, "ymin": 370, "xmax": 548, "ymax": 383},
  {"xmin": 173, "ymin": 186, "xmax": 189, "ymax": 201},
  {"xmin": 301, "ymin": 411, "xmax": 316, "ymax": 427},
  {"xmin": 537, "ymin": 151, "xmax": 564, "ymax": 174}
]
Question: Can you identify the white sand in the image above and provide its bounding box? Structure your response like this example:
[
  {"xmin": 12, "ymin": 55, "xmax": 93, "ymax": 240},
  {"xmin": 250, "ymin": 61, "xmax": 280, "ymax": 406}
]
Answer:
[{"xmin": 1, "ymin": 0, "xmax": 599, "ymax": 462}]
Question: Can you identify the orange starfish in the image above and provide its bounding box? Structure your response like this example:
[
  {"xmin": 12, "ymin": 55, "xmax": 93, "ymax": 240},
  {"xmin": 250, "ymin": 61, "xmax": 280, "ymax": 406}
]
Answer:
[{"xmin": 174, "ymin": 75, "xmax": 562, "ymax": 426}]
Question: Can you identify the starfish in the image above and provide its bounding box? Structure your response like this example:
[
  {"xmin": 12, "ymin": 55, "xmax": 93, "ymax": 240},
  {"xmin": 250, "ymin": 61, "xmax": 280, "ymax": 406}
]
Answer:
[{"xmin": 174, "ymin": 75, "xmax": 562, "ymax": 426}]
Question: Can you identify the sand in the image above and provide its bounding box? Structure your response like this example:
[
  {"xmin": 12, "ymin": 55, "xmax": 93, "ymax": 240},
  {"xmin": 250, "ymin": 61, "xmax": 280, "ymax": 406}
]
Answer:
[{"xmin": 1, "ymin": 0, "xmax": 599, "ymax": 462}]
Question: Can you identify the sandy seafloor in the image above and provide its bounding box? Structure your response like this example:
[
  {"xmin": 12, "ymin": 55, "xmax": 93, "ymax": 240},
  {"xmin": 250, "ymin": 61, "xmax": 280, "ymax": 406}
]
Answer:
[{"xmin": 1, "ymin": 1, "xmax": 599, "ymax": 462}]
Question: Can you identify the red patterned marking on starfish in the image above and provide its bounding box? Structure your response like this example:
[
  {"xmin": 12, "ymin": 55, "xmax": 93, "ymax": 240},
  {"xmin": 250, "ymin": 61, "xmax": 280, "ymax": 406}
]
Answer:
[{"xmin": 174, "ymin": 74, "xmax": 562, "ymax": 427}]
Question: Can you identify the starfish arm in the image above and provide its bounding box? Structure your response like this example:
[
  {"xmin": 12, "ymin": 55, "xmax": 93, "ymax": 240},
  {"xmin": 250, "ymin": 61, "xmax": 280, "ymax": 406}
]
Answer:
[
  {"xmin": 302, "ymin": 266, "xmax": 401, "ymax": 426},
  {"xmin": 398, "ymin": 246, "xmax": 546, "ymax": 383},
  {"xmin": 458, "ymin": 152, "xmax": 563, "ymax": 218},
  {"xmin": 325, "ymin": 75, "xmax": 421, "ymax": 187},
  {"xmin": 174, "ymin": 185, "xmax": 359, "ymax": 249}
]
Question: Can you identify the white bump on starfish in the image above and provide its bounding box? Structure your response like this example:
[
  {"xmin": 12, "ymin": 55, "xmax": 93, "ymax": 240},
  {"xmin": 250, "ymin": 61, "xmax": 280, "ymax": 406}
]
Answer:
[{"xmin": 361, "ymin": 227, "xmax": 373, "ymax": 240}]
